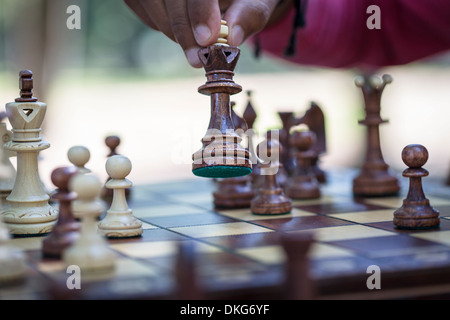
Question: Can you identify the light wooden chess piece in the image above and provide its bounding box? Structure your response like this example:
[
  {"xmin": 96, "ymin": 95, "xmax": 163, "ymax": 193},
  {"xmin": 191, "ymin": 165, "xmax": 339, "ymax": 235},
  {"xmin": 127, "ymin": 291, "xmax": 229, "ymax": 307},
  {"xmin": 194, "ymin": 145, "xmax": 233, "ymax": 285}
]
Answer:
[
  {"xmin": 97, "ymin": 155, "xmax": 142, "ymax": 238},
  {"xmin": 1, "ymin": 70, "xmax": 57, "ymax": 235},
  {"xmin": 63, "ymin": 174, "xmax": 115, "ymax": 273},
  {"xmin": 68, "ymin": 146, "xmax": 91, "ymax": 219},
  {"xmin": 0, "ymin": 114, "xmax": 15, "ymax": 211},
  {"xmin": 68, "ymin": 146, "xmax": 91, "ymax": 174}
]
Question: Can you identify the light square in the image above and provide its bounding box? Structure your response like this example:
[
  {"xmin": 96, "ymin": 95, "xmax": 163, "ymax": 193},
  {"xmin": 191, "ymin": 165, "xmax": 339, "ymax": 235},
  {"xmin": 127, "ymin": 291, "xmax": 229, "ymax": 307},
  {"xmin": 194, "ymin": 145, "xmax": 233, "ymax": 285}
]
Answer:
[
  {"xmin": 218, "ymin": 207, "xmax": 315, "ymax": 221},
  {"xmin": 411, "ymin": 230, "xmax": 450, "ymax": 246},
  {"xmin": 290, "ymin": 225, "xmax": 395, "ymax": 242},
  {"xmin": 328, "ymin": 209, "xmax": 395, "ymax": 223}
]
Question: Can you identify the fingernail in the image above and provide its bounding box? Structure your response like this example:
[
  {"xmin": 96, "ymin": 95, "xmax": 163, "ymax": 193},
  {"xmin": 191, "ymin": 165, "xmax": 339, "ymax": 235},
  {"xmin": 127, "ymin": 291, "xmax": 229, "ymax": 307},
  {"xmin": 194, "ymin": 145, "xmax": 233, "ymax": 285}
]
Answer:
[
  {"xmin": 185, "ymin": 48, "xmax": 202, "ymax": 68},
  {"xmin": 194, "ymin": 24, "xmax": 212, "ymax": 46},
  {"xmin": 230, "ymin": 25, "xmax": 244, "ymax": 46}
]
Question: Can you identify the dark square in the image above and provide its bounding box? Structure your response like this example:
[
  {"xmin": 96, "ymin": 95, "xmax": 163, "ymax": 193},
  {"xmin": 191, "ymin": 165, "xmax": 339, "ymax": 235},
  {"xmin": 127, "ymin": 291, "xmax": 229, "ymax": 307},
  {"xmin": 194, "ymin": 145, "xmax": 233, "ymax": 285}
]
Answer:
[
  {"xmin": 251, "ymin": 215, "xmax": 353, "ymax": 232},
  {"xmin": 141, "ymin": 212, "xmax": 235, "ymax": 228},
  {"xmin": 294, "ymin": 200, "xmax": 389, "ymax": 215}
]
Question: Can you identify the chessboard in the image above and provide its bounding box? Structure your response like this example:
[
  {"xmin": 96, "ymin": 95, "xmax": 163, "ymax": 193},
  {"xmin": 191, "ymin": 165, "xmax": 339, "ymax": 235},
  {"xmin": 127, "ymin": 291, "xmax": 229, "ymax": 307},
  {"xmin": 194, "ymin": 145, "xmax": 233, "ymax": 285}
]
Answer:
[{"xmin": 3, "ymin": 169, "xmax": 450, "ymax": 301}]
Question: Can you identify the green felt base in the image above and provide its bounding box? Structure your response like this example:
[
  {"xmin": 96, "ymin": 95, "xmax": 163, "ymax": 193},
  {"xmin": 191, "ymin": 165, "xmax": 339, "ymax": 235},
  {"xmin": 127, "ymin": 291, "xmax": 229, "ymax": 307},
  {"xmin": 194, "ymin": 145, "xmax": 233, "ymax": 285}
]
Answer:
[{"xmin": 193, "ymin": 166, "xmax": 252, "ymax": 179}]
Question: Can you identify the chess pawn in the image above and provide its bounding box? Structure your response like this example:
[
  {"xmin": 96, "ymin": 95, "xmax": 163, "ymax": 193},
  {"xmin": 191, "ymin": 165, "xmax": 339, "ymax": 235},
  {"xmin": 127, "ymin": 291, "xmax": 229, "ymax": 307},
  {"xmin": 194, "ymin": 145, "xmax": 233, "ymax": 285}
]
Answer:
[
  {"xmin": 42, "ymin": 166, "xmax": 80, "ymax": 258},
  {"xmin": 393, "ymin": 145, "xmax": 440, "ymax": 229},
  {"xmin": 68, "ymin": 146, "xmax": 91, "ymax": 174},
  {"xmin": 64, "ymin": 174, "xmax": 116, "ymax": 273},
  {"xmin": 1, "ymin": 70, "xmax": 57, "ymax": 235},
  {"xmin": 251, "ymin": 137, "xmax": 292, "ymax": 215},
  {"xmin": 97, "ymin": 155, "xmax": 142, "ymax": 238},
  {"xmin": 285, "ymin": 130, "xmax": 321, "ymax": 199}
]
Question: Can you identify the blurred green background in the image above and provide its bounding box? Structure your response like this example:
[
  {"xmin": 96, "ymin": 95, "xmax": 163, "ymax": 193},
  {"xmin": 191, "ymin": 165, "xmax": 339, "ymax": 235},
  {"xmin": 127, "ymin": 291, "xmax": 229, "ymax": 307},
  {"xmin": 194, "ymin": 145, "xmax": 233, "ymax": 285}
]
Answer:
[{"xmin": 0, "ymin": 0, "xmax": 449, "ymax": 188}]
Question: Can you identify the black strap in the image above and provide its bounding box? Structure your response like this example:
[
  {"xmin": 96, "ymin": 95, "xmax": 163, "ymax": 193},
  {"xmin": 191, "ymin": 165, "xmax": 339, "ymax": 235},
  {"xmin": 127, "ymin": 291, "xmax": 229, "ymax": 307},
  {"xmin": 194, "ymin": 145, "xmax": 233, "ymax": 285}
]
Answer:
[{"xmin": 284, "ymin": 0, "xmax": 308, "ymax": 57}]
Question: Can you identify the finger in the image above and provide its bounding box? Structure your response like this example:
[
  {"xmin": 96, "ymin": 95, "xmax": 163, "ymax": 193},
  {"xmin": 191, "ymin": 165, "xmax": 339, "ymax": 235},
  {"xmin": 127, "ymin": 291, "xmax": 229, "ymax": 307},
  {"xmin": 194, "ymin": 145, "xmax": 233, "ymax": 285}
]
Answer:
[
  {"xmin": 164, "ymin": 0, "xmax": 202, "ymax": 67},
  {"xmin": 187, "ymin": 0, "xmax": 221, "ymax": 47},
  {"xmin": 123, "ymin": 0, "xmax": 158, "ymax": 30},
  {"xmin": 138, "ymin": 0, "xmax": 177, "ymax": 42},
  {"xmin": 223, "ymin": 0, "xmax": 279, "ymax": 46}
]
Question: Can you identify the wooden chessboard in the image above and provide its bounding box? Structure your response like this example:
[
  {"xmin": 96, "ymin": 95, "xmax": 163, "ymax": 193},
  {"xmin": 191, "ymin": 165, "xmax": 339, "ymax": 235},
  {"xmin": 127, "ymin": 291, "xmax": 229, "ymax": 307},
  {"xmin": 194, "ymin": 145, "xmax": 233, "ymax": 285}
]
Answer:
[{"xmin": 3, "ymin": 169, "xmax": 450, "ymax": 300}]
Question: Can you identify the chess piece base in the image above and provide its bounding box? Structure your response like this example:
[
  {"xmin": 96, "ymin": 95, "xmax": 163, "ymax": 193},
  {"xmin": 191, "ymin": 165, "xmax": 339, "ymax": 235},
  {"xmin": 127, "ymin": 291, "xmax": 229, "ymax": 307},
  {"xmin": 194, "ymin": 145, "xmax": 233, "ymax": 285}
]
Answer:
[
  {"xmin": 251, "ymin": 189, "xmax": 292, "ymax": 215},
  {"xmin": 394, "ymin": 201, "xmax": 440, "ymax": 229},
  {"xmin": 1, "ymin": 204, "xmax": 57, "ymax": 236},
  {"xmin": 97, "ymin": 210, "xmax": 143, "ymax": 238},
  {"xmin": 353, "ymin": 172, "xmax": 400, "ymax": 197}
]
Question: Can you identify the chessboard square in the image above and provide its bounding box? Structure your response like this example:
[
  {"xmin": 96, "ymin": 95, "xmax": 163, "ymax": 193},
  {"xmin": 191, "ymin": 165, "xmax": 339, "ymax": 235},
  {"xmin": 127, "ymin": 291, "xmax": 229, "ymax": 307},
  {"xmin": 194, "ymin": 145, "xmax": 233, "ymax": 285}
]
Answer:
[
  {"xmin": 295, "ymin": 200, "xmax": 388, "ymax": 215},
  {"xmin": 251, "ymin": 215, "xmax": 352, "ymax": 232},
  {"xmin": 141, "ymin": 221, "xmax": 159, "ymax": 230},
  {"xmin": 411, "ymin": 230, "xmax": 450, "ymax": 246},
  {"xmin": 202, "ymin": 232, "xmax": 283, "ymax": 250},
  {"xmin": 218, "ymin": 207, "xmax": 314, "ymax": 221},
  {"xmin": 237, "ymin": 245, "xmax": 285, "ymax": 265},
  {"xmin": 141, "ymin": 212, "xmax": 235, "ymax": 228},
  {"xmin": 291, "ymin": 195, "xmax": 350, "ymax": 206},
  {"xmin": 170, "ymin": 222, "xmax": 274, "ymax": 238},
  {"xmin": 110, "ymin": 240, "xmax": 221, "ymax": 259},
  {"xmin": 133, "ymin": 204, "xmax": 209, "ymax": 218},
  {"xmin": 328, "ymin": 209, "xmax": 395, "ymax": 223},
  {"xmin": 363, "ymin": 197, "xmax": 403, "ymax": 208},
  {"xmin": 289, "ymin": 225, "xmax": 395, "ymax": 242},
  {"xmin": 309, "ymin": 243, "xmax": 355, "ymax": 259}
]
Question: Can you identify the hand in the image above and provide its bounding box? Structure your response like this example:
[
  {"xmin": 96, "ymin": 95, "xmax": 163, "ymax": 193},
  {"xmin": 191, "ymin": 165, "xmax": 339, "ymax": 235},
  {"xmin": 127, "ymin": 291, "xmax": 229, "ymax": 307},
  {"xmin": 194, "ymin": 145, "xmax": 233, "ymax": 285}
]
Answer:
[{"xmin": 124, "ymin": 0, "xmax": 286, "ymax": 68}]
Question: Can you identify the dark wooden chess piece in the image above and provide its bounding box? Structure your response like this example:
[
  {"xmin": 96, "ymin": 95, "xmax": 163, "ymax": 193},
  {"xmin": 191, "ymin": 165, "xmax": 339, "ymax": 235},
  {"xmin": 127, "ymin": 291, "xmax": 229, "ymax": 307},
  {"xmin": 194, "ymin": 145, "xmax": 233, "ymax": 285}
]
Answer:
[
  {"xmin": 352, "ymin": 74, "xmax": 400, "ymax": 196},
  {"xmin": 250, "ymin": 136, "xmax": 292, "ymax": 215},
  {"xmin": 285, "ymin": 130, "xmax": 321, "ymax": 199},
  {"xmin": 393, "ymin": 144, "xmax": 440, "ymax": 229},
  {"xmin": 281, "ymin": 232, "xmax": 315, "ymax": 299},
  {"xmin": 278, "ymin": 102, "xmax": 327, "ymax": 182},
  {"xmin": 192, "ymin": 21, "xmax": 252, "ymax": 179},
  {"xmin": 42, "ymin": 166, "xmax": 80, "ymax": 258},
  {"xmin": 101, "ymin": 135, "xmax": 130, "ymax": 203},
  {"xmin": 213, "ymin": 103, "xmax": 254, "ymax": 209},
  {"xmin": 173, "ymin": 241, "xmax": 203, "ymax": 300}
]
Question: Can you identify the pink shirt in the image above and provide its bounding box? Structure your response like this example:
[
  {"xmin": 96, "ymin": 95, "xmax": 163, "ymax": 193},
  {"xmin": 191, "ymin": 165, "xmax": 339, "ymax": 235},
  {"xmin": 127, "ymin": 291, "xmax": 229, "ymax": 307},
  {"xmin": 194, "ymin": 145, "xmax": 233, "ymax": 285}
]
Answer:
[{"xmin": 256, "ymin": 0, "xmax": 450, "ymax": 69}]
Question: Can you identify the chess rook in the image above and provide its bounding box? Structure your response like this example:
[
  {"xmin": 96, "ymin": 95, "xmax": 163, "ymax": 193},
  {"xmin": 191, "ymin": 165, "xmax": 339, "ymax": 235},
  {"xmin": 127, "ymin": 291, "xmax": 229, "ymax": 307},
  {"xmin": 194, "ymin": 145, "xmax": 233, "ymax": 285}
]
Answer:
[
  {"xmin": 192, "ymin": 20, "xmax": 252, "ymax": 179},
  {"xmin": 1, "ymin": 70, "xmax": 57, "ymax": 235},
  {"xmin": 352, "ymin": 74, "xmax": 400, "ymax": 196},
  {"xmin": 97, "ymin": 155, "xmax": 142, "ymax": 238},
  {"xmin": 393, "ymin": 144, "xmax": 440, "ymax": 229}
]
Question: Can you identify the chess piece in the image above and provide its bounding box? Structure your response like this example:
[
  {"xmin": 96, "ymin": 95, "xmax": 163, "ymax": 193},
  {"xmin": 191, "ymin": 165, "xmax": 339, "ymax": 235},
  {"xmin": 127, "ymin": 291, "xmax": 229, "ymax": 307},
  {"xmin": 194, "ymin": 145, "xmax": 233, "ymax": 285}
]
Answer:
[
  {"xmin": 281, "ymin": 232, "xmax": 315, "ymax": 299},
  {"xmin": 0, "ymin": 216, "xmax": 26, "ymax": 284},
  {"xmin": 0, "ymin": 113, "xmax": 15, "ymax": 210},
  {"xmin": 285, "ymin": 130, "xmax": 321, "ymax": 199},
  {"xmin": 68, "ymin": 146, "xmax": 91, "ymax": 174},
  {"xmin": 1, "ymin": 70, "xmax": 57, "ymax": 235},
  {"xmin": 278, "ymin": 111, "xmax": 296, "ymax": 175},
  {"xmin": 352, "ymin": 74, "xmax": 400, "ymax": 196},
  {"xmin": 63, "ymin": 174, "xmax": 116, "ymax": 273},
  {"xmin": 174, "ymin": 241, "xmax": 203, "ymax": 299},
  {"xmin": 393, "ymin": 145, "xmax": 440, "ymax": 229},
  {"xmin": 101, "ymin": 135, "xmax": 130, "ymax": 202},
  {"xmin": 0, "ymin": 131, "xmax": 25, "ymax": 284},
  {"xmin": 192, "ymin": 20, "xmax": 252, "ymax": 179},
  {"xmin": 251, "ymin": 136, "xmax": 292, "ymax": 215},
  {"xmin": 42, "ymin": 166, "xmax": 80, "ymax": 258},
  {"xmin": 97, "ymin": 155, "xmax": 142, "ymax": 238}
]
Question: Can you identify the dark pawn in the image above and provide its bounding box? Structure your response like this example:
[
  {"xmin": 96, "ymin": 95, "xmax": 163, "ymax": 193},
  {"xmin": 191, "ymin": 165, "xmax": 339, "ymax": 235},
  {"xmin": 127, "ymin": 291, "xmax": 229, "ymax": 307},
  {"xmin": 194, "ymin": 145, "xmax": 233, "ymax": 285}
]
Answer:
[
  {"xmin": 393, "ymin": 145, "xmax": 440, "ymax": 229},
  {"xmin": 285, "ymin": 130, "xmax": 321, "ymax": 199},
  {"xmin": 42, "ymin": 166, "xmax": 80, "ymax": 258},
  {"xmin": 250, "ymin": 136, "xmax": 292, "ymax": 215}
]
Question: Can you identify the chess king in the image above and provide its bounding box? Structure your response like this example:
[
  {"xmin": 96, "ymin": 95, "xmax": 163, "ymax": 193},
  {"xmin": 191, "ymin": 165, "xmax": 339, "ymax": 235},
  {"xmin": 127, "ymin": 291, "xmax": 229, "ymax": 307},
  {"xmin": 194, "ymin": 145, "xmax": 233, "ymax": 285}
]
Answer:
[{"xmin": 1, "ymin": 70, "xmax": 57, "ymax": 235}]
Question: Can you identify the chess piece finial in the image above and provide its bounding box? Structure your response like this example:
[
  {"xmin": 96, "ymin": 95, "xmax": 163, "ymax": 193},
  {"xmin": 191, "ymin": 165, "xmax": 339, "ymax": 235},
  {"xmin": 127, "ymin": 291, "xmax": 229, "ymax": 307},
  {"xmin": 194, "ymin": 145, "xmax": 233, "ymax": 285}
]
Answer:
[
  {"xmin": 214, "ymin": 20, "xmax": 229, "ymax": 46},
  {"xmin": 352, "ymin": 73, "xmax": 400, "ymax": 196},
  {"xmin": 105, "ymin": 135, "xmax": 121, "ymax": 157},
  {"xmin": 64, "ymin": 173, "xmax": 116, "ymax": 273},
  {"xmin": 98, "ymin": 155, "xmax": 142, "ymax": 238},
  {"xmin": 191, "ymin": 20, "xmax": 252, "ymax": 179},
  {"xmin": 42, "ymin": 166, "xmax": 80, "ymax": 258},
  {"xmin": 15, "ymin": 70, "xmax": 38, "ymax": 102},
  {"xmin": 393, "ymin": 144, "xmax": 440, "ymax": 229},
  {"xmin": 285, "ymin": 130, "xmax": 321, "ymax": 199},
  {"xmin": 68, "ymin": 146, "xmax": 91, "ymax": 174}
]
